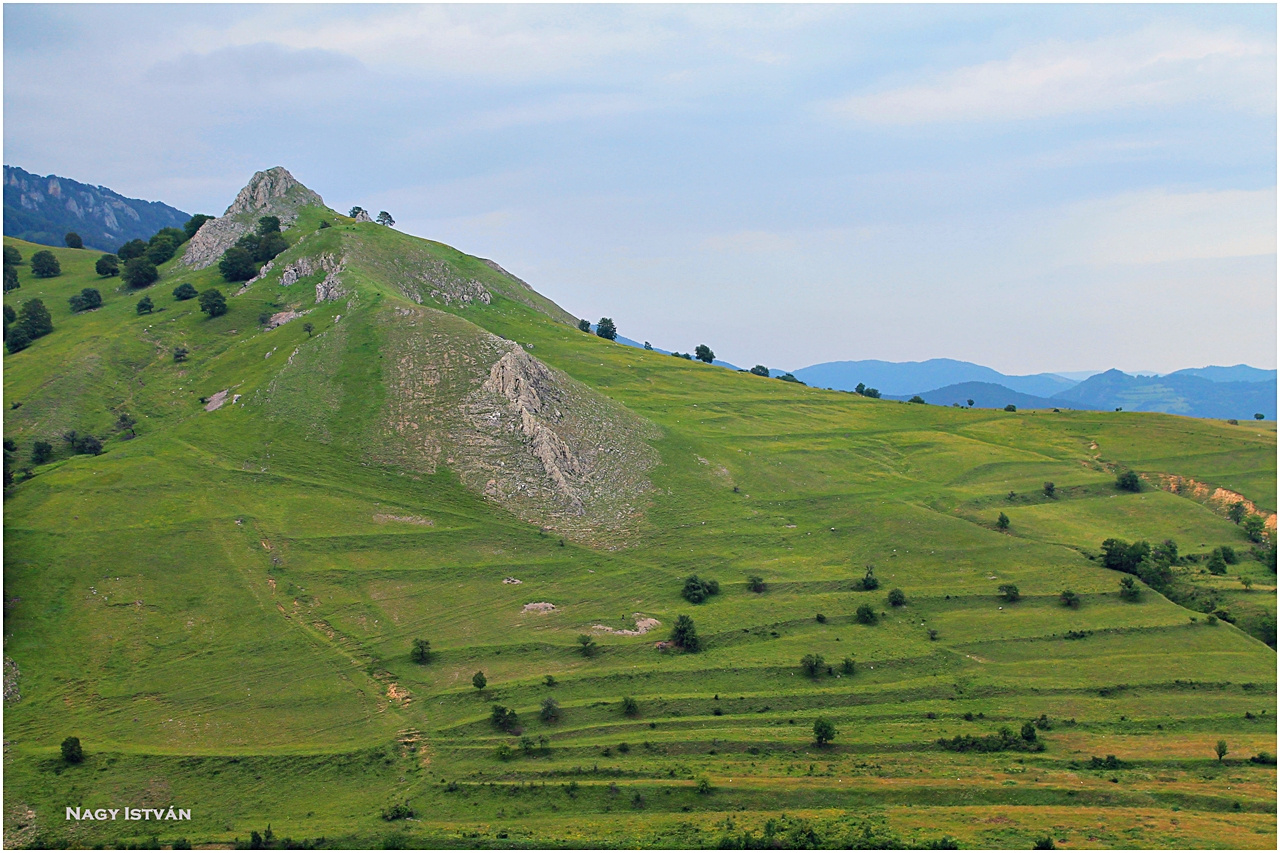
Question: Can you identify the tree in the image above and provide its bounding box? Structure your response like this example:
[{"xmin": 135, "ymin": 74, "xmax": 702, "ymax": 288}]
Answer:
[
  {"xmin": 3, "ymin": 305, "xmax": 13, "ymax": 326},
  {"xmin": 3, "ymin": 264, "xmax": 18, "ymax": 293},
  {"xmin": 998, "ymin": 584, "xmax": 1020, "ymax": 602},
  {"xmin": 1256, "ymin": 413, "xmax": 1266, "ymax": 420},
  {"xmin": 490, "ymin": 704, "xmax": 518, "ymax": 732},
  {"xmin": 117, "ymin": 239, "xmax": 147, "ymax": 261},
  {"xmin": 172, "ymin": 283, "xmax": 198, "ymax": 301},
  {"xmin": 136, "ymin": 296, "xmax": 154, "ymax": 315},
  {"xmin": 5, "ymin": 322, "xmax": 33, "ymax": 354},
  {"xmin": 145, "ymin": 234, "xmax": 178, "ymax": 265},
  {"xmin": 813, "ymin": 717, "xmax": 836, "ymax": 747},
  {"xmin": 1059, "ymin": 589, "xmax": 1080, "ymax": 608},
  {"xmin": 681, "ymin": 574, "xmax": 720, "ymax": 603},
  {"xmin": 183, "ymin": 213, "xmax": 214, "ymax": 240},
  {"xmin": 64, "ymin": 232, "xmax": 83, "ymax": 249},
  {"xmin": 1118, "ymin": 575, "xmax": 1140, "ymax": 601},
  {"xmin": 540, "ymin": 697, "xmax": 561, "ymax": 722},
  {"xmin": 122, "ymin": 257, "xmax": 159, "ymax": 289},
  {"xmin": 1043, "ymin": 482, "xmax": 1055, "ymax": 498},
  {"xmin": 800, "ymin": 653, "xmax": 825, "ymax": 678},
  {"xmin": 95, "ymin": 254, "xmax": 120, "ymax": 277},
  {"xmin": 1100, "ymin": 538, "xmax": 1150, "ymax": 573},
  {"xmin": 1216, "ymin": 739, "xmax": 1229, "ymax": 763},
  {"xmin": 1205, "ymin": 550, "xmax": 1227, "ymax": 575},
  {"xmin": 577, "ymin": 319, "xmax": 591, "ymax": 332},
  {"xmin": 411, "ymin": 638, "xmax": 431, "ymax": 664},
  {"xmin": 577, "ymin": 634, "xmax": 598, "ymax": 657},
  {"xmin": 967, "ymin": 399, "xmax": 975, "ymax": 407},
  {"xmin": 303, "ymin": 322, "xmax": 314, "ymax": 337},
  {"xmin": 1033, "ymin": 835, "xmax": 1056, "ymax": 850},
  {"xmin": 750, "ymin": 365, "xmax": 769, "ymax": 377},
  {"xmin": 75, "ymin": 435, "xmax": 103, "ymax": 456},
  {"xmin": 1003, "ymin": 404, "xmax": 1016, "ymax": 412},
  {"xmin": 68, "ymin": 288, "xmax": 102, "ymax": 313},
  {"xmin": 856, "ymin": 603, "xmax": 877, "ymax": 624},
  {"xmin": 1243, "ymin": 515, "xmax": 1265, "ymax": 543},
  {"xmin": 621, "ymin": 696, "xmax": 639, "ymax": 716},
  {"xmin": 198, "ymin": 289, "xmax": 228, "ymax": 318},
  {"xmin": 349, "ymin": 206, "xmax": 365, "ymax": 218},
  {"xmin": 472, "ymin": 671, "xmax": 487, "ymax": 691},
  {"xmin": 596, "ymin": 317, "xmax": 617, "ymax": 340},
  {"xmin": 1115, "ymin": 470, "xmax": 1142, "ymax": 492},
  {"xmin": 841, "ymin": 656, "xmax": 855, "ymax": 674},
  {"xmin": 996, "ymin": 512, "xmax": 1010, "ymax": 530},
  {"xmin": 116, "ymin": 412, "xmax": 137, "ymax": 438},
  {"xmin": 173, "ymin": 346, "xmax": 189, "ymax": 363},
  {"xmin": 3, "ymin": 245, "xmax": 21, "ymax": 265},
  {"xmin": 887, "ymin": 588, "xmax": 907, "ymax": 607},
  {"xmin": 694, "ymin": 344, "xmax": 715, "ymax": 363},
  {"xmin": 30, "ymin": 250, "xmax": 60, "ymax": 278},
  {"xmin": 377, "ymin": 211, "xmax": 395, "ymax": 226},
  {"xmin": 860, "ymin": 565, "xmax": 880, "ymax": 591},
  {"xmin": 671, "ymin": 614, "xmax": 701, "ymax": 652},
  {"xmin": 1021, "ymin": 722, "xmax": 1038, "ymax": 742},
  {"xmin": 747, "ymin": 575, "xmax": 766, "ymax": 593},
  {"xmin": 778, "ymin": 372, "xmax": 805, "ymax": 384},
  {"xmin": 1228, "ymin": 501, "xmax": 1247, "ymax": 524},
  {"xmin": 61, "ymin": 736, "xmax": 84, "ymax": 763},
  {"xmin": 32, "ymin": 441, "xmax": 52, "ymax": 464},
  {"xmin": 643, "ymin": 341, "xmax": 652, "ymax": 350},
  {"xmin": 219, "ymin": 246, "xmax": 257, "ymax": 282},
  {"xmin": 908, "ymin": 395, "xmax": 926, "ymax": 404}
]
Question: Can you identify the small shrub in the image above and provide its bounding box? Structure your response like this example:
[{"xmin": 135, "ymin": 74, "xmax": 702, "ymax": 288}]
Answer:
[
  {"xmin": 577, "ymin": 634, "xmax": 598, "ymax": 657},
  {"xmin": 855, "ymin": 603, "xmax": 877, "ymax": 625},
  {"xmin": 172, "ymin": 283, "xmax": 198, "ymax": 301},
  {"xmin": 800, "ymin": 653, "xmax": 825, "ymax": 678},
  {"xmin": 998, "ymin": 584, "xmax": 1020, "ymax": 602},
  {"xmin": 815, "ymin": 613, "xmax": 826, "ymax": 623},
  {"xmin": 1116, "ymin": 470, "xmax": 1142, "ymax": 492},
  {"xmin": 61, "ymin": 736, "xmax": 84, "ymax": 763},
  {"xmin": 136, "ymin": 296, "xmax": 154, "ymax": 315},
  {"xmin": 695, "ymin": 777, "xmax": 712, "ymax": 795},
  {"xmin": 380, "ymin": 801, "xmax": 415, "ymax": 820},
  {"xmin": 173, "ymin": 346, "xmax": 189, "ymax": 363},
  {"xmin": 860, "ymin": 565, "xmax": 880, "ymax": 590},
  {"xmin": 996, "ymin": 512, "xmax": 1010, "ymax": 530},
  {"xmin": 410, "ymin": 638, "xmax": 431, "ymax": 664},
  {"xmin": 681, "ymin": 575, "xmax": 720, "ymax": 604},
  {"xmin": 887, "ymin": 588, "xmax": 907, "ymax": 607},
  {"xmin": 1059, "ymin": 589, "xmax": 1080, "ymax": 608},
  {"xmin": 813, "ymin": 717, "xmax": 836, "ymax": 746},
  {"xmin": 746, "ymin": 575, "xmax": 766, "ymax": 593},
  {"xmin": 540, "ymin": 697, "xmax": 561, "ymax": 723},
  {"xmin": 1118, "ymin": 576, "xmax": 1140, "ymax": 602},
  {"xmin": 472, "ymin": 671, "xmax": 487, "ymax": 690},
  {"xmin": 841, "ymin": 656, "xmax": 855, "ymax": 674},
  {"xmin": 621, "ymin": 696, "xmax": 639, "ymax": 717}
]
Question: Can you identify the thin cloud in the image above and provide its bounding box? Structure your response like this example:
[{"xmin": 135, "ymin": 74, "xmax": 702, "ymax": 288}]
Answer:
[{"xmin": 828, "ymin": 24, "xmax": 1275, "ymax": 124}]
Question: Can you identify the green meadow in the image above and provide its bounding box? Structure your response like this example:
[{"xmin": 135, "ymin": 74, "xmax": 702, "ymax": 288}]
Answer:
[{"xmin": 2, "ymin": 217, "xmax": 1275, "ymax": 850}]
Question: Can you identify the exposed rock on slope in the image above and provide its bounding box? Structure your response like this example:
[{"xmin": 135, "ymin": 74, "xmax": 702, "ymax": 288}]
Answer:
[
  {"xmin": 181, "ymin": 167, "xmax": 324, "ymax": 269},
  {"xmin": 373, "ymin": 305, "xmax": 660, "ymax": 542}
]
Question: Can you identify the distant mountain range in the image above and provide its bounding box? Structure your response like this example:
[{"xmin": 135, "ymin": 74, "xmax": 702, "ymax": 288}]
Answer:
[
  {"xmin": 4, "ymin": 165, "xmax": 190, "ymax": 252},
  {"xmin": 792, "ymin": 358, "xmax": 1079, "ymax": 398},
  {"xmin": 843, "ymin": 363, "xmax": 1276, "ymax": 421}
]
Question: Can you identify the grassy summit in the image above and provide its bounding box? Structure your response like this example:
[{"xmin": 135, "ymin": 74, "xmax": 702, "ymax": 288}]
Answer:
[{"xmin": 2, "ymin": 173, "xmax": 1275, "ymax": 849}]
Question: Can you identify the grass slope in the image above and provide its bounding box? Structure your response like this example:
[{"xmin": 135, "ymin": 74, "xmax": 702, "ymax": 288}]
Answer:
[{"xmin": 3, "ymin": 219, "xmax": 1276, "ymax": 850}]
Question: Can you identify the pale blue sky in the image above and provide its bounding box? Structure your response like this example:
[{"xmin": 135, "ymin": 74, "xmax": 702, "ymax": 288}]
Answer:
[{"xmin": 5, "ymin": 4, "xmax": 1275, "ymax": 373}]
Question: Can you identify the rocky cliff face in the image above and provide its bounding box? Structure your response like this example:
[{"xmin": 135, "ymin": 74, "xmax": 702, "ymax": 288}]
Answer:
[
  {"xmin": 3, "ymin": 165, "xmax": 189, "ymax": 251},
  {"xmin": 180, "ymin": 167, "xmax": 325, "ymax": 269}
]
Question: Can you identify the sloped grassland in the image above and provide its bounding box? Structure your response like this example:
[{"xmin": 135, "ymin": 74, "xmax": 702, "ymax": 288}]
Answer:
[{"xmin": 1, "ymin": 185, "xmax": 1275, "ymax": 849}]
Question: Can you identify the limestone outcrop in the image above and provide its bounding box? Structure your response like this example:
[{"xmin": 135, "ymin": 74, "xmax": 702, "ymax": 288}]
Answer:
[{"xmin": 180, "ymin": 167, "xmax": 325, "ymax": 269}]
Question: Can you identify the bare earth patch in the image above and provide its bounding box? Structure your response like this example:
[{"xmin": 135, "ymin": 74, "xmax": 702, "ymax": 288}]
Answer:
[
  {"xmin": 522, "ymin": 602, "xmax": 557, "ymax": 613},
  {"xmin": 373, "ymin": 513, "xmax": 434, "ymax": 526},
  {"xmin": 593, "ymin": 614, "xmax": 661, "ymax": 636},
  {"xmin": 204, "ymin": 389, "xmax": 230, "ymax": 412}
]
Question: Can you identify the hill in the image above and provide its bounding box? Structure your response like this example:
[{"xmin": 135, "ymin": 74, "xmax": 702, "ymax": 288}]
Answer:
[
  {"xmin": 1053, "ymin": 369, "xmax": 1275, "ymax": 420},
  {"xmin": 888, "ymin": 381, "xmax": 1088, "ymax": 411},
  {"xmin": 2, "ymin": 168, "xmax": 1275, "ymax": 850},
  {"xmin": 1169, "ymin": 365, "xmax": 1278, "ymax": 384},
  {"xmin": 3, "ymin": 165, "xmax": 190, "ymax": 252},
  {"xmin": 792, "ymin": 358, "xmax": 1079, "ymax": 398}
]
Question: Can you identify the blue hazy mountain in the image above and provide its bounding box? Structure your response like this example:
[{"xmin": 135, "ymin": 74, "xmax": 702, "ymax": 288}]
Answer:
[
  {"xmin": 1051, "ymin": 369, "xmax": 1274, "ymax": 420},
  {"xmin": 4, "ymin": 165, "xmax": 190, "ymax": 252},
  {"xmin": 791, "ymin": 358, "xmax": 1078, "ymax": 398},
  {"xmin": 888, "ymin": 382, "xmax": 1084, "ymax": 411},
  {"xmin": 1167, "ymin": 364, "xmax": 1277, "ymax": 384}
]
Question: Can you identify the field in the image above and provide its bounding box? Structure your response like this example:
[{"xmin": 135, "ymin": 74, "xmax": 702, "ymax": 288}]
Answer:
[{"xmin": 2, "ymin": 218, "xmax": 1275, "ymax": 850}]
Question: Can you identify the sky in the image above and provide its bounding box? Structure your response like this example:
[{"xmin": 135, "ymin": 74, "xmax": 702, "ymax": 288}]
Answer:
[{"xmin": 4, "ymin": 4, "xmax": 1276, "ymax": 374}]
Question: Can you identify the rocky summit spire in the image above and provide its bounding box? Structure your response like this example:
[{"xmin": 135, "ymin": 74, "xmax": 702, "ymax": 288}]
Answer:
[
  {"xmin": 180, "ymin": 166, "xmax": 325, "ymax": 270},
  {"xmin": 222, "ymin": 166, "xmax": 323, "ymax": 218}
]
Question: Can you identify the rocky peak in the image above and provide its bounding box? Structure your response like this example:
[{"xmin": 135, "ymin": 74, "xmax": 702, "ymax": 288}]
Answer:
[
  {"xmin": 223, "ymin": 167, "xmax": 323, "ymax": 218},
  {"xmin": 181, "ymin": 167, "xmax": 325, "ymax": 270}
]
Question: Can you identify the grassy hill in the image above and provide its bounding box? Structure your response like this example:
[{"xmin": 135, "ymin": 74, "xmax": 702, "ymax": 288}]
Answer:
[{"xmin": 2, "ymin": 175, "xmax": 1276, "ymax": 850}]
